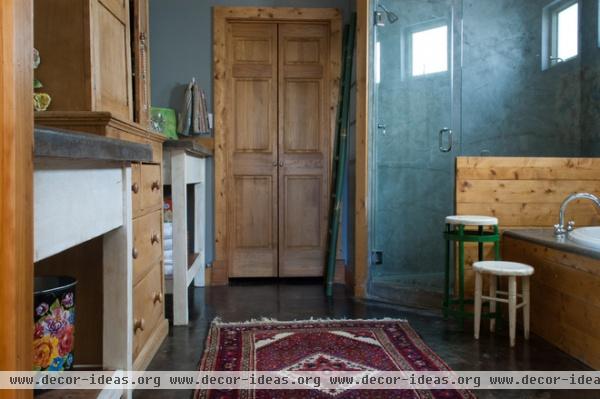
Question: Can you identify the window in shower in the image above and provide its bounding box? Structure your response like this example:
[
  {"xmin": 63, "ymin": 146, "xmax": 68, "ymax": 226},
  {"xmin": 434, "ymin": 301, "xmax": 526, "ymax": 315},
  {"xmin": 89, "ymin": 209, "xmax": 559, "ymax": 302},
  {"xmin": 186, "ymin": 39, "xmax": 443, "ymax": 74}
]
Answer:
[
  {"xmin": 408, "ymin": 24, "xmax": 448, "ymax": 77},
  {"xmin": 543, "ymin": 0, "xmax": 579, "ymax": 69}
]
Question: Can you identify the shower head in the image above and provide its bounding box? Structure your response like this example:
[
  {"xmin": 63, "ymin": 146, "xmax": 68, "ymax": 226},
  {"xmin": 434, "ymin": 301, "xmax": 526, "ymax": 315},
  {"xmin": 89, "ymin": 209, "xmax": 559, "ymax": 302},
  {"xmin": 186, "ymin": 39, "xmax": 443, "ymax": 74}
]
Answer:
[{"xmin": 378, "ymin": 4, "xmax": 399, "ymax": 24}]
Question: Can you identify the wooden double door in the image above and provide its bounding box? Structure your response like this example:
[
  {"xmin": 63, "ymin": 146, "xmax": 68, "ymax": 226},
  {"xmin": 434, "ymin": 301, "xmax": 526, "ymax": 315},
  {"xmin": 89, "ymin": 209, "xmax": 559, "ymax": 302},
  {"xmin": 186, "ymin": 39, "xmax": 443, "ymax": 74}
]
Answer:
[{"xmin": 225, "ymin": 21, "xmax": 333, "ymax": 278}]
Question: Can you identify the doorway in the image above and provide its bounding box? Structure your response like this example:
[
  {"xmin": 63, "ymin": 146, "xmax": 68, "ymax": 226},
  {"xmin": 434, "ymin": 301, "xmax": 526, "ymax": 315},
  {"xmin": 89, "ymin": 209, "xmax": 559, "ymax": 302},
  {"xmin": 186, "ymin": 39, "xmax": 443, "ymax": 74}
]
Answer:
[{"xmin": 213, "ymin": 8, "xmax": 342, "ymax": 280}]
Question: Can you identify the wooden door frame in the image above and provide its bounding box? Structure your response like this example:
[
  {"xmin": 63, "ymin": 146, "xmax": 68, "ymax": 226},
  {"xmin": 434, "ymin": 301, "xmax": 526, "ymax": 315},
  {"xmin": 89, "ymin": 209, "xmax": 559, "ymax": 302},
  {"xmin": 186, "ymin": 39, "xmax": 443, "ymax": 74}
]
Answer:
[
  {"xmin": 354, "ymin": 0, "xmax": 369, "ymax": 297},
  {"xmin": 212, "ymin": 7, "xmax": 342, "ymax": 284},
  {"xmin": 0, "ymin": 0, "xmax": 34, "ymax": 397}
]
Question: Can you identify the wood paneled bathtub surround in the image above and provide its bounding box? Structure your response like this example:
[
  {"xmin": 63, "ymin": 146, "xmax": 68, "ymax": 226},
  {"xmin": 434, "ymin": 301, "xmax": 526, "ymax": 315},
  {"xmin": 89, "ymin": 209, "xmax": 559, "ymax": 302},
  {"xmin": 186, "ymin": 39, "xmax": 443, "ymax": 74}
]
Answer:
[
  {"xmin": 0, "ymin": 1, "xmax": 33, "ymax": 398},
  {"xmin": 455, "ymin": 157, "xmax": 600, "ymax": 295},
  {"xmin": 504, "ymin": 236, "xmax": 600, "ymax": 369},
  {"xmin": 213, "ymin": 7, "xmax": 342, "ymax": 281}
]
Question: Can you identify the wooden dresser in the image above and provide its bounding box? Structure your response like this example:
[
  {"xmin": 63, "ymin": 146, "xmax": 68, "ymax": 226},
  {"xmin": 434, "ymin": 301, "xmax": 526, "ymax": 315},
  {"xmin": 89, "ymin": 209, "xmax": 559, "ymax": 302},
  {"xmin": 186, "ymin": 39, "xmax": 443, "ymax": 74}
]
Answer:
[
  {"xmin": 36, "ymin": 112, "xmax": 168, "ymax": 371},
  {"xmin": 34, "ymin": 0, "xmax": 165, "ymax": 372}
]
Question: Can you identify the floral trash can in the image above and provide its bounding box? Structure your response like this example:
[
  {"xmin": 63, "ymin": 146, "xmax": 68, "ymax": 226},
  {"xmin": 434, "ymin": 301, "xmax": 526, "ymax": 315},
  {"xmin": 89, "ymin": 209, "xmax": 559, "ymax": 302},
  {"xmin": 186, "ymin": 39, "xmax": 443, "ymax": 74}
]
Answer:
[{"xmin": 33, "ymin": 276, "xmax": 76, "ymax": 371}]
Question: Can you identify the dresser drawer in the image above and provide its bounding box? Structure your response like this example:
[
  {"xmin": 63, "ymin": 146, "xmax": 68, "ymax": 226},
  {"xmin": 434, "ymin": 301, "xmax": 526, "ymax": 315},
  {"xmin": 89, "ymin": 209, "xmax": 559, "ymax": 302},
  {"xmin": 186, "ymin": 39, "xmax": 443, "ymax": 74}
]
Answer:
[
  {"xmin": 133, "ymin": 210, "xmax": 162, "ymax": 285},
  {"xmin": 140, "ymin": 163, "xmax": 162, "ymax": 212},
  {"xmin": 133, "ymin": 262, "xmax": 164, "ymax": 360},
  {"xmin": 131, "ymin": 163, "xmax": 142, "ymax": 218}
]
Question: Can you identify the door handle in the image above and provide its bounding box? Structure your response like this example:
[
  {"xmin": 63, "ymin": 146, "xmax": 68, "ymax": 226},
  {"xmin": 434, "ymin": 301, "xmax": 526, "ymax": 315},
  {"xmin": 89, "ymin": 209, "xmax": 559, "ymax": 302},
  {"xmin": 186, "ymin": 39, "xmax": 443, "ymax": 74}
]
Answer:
[{"xmin": 439, "ymin": 127, "xmax": 453, "ymax": 152}]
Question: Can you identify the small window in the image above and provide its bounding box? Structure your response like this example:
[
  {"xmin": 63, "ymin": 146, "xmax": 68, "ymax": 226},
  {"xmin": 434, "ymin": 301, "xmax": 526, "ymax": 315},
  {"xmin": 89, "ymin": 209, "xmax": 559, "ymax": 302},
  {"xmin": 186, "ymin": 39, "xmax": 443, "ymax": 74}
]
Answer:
[
  {"xmin": 555, "ymin": 2, "xmax": 578, "ymax": 61},
  {"xmin": 542, "ymin": 0, "xmax": 579, "ymax": 70},
  {"xmin": 410, "ymin": 25, "xmax": 448, "ymax": 77}
]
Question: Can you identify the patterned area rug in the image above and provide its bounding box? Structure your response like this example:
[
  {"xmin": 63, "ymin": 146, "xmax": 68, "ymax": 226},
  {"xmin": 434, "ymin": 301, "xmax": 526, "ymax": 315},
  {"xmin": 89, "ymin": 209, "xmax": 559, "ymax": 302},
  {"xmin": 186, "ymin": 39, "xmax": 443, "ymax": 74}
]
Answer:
[{"xmin": 196, "ymin": 319, "xmax": 475, "ymax": 399}]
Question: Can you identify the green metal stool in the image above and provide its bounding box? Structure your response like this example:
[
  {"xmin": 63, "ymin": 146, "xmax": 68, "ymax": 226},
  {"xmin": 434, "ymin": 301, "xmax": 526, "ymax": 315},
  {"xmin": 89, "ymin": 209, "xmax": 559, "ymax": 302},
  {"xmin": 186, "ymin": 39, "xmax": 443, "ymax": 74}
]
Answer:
[{"xmin": 443, "ymin": 215, "xmax": 501, "ymax": 325}]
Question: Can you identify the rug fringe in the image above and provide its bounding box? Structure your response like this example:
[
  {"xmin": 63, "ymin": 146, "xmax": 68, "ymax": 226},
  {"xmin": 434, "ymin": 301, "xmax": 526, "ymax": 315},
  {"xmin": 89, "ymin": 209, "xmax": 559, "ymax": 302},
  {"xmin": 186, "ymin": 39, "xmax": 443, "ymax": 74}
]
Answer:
[{"xmin": 209, "ymin": 316, "xmax": 408, "ymax": 326}]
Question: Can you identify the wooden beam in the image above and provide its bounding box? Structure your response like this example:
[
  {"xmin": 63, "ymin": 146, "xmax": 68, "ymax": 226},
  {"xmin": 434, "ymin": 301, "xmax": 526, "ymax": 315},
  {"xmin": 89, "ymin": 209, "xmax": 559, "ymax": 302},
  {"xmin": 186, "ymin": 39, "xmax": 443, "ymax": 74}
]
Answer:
[
  {"xmin": 0, "ymin": 1, "xmax": 34, "ymax": 398},
  {"xmin": 354, "ymin": 0, "xmax": 369, "ymax": 298}
]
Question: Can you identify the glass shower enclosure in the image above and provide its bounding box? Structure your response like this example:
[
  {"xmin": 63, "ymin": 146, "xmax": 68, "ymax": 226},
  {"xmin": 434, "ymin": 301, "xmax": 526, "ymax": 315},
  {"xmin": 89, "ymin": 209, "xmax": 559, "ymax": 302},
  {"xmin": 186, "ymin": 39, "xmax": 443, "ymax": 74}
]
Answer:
[{"xmin": 368, "ymin": 0, "xmax": 463, "ymax": 307}]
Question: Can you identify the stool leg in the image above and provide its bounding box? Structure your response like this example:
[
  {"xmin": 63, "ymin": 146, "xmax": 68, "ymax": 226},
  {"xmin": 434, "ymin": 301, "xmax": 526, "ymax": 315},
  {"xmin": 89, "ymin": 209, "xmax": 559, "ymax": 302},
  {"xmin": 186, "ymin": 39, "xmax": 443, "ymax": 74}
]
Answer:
[
  {"xmin": 523, "ymin": 276, "xmax": 530, "ymax": 340},
  {"xmin": 489, "ymin": 274, "xmax": 497, "ymax": 333},
  {"xmin": 508, "ymin": 276, "xmax": 517, "ymax": 347},
  {"xmin": 458, "ymin": 225, "xmax": 465, "ymax": 327},
  {"xmin": 478, "ymin": 226, "xmax": 484, "ymax": 261},
  {"xmin": 443, "ymin": 224, "xmax": 451, "ymax": 319},
  {"xmin": 474, "ymin": 271, "xmax": 482, "ymax": 339},
  {"xmin": 493, "ymin": 225, "xmax": 501, "ymax": 260}
]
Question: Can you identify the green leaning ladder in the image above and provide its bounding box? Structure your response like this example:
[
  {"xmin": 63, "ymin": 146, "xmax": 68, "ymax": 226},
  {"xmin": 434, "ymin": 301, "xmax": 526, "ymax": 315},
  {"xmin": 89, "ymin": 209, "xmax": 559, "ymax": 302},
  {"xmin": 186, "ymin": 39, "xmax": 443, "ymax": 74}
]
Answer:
[{"xmin": 326, "ymin": 13, "xmax": 356, "ymax": 297}]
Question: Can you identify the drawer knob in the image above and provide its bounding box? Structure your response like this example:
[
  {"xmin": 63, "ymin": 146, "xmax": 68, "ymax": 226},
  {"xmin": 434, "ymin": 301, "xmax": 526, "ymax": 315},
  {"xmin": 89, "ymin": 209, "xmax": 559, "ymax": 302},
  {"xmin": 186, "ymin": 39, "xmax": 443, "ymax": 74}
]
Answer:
[
  {"xmin": 132, "ymin": 247, "xmax": 139, "ymax": 259},
  {"xmin": 153, "ymin": 292, "xmax": 164, "ymax": 304},
  {"xmin": 132, "ymin": 183, "xmax": 139, "ymax": 194},
  {"xmin": 151, "ymin": 233, "xmax": 160, "ymax": 245},
  {"xmin": 133, "ymin": 318, "xmax": 145, "ymax": 333},
  {"xmin": 151, "ymin": 181, "xmax": 160, "ymax": 191}
]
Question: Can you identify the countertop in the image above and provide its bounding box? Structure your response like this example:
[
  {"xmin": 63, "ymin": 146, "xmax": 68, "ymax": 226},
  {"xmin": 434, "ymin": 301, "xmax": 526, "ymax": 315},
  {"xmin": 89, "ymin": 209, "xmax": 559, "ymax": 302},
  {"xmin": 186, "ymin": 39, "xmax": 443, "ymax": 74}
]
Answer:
[
  {"xmin": 35, "ymin": 126, "xmax": 153, "ymax": 162},
  {"xmin": 164, "ymin": 137, "xmax": 213, "ymax": 158},
  {"xmin": 504, "ymin": 229, "xmax": 600, "ymax": 260}
]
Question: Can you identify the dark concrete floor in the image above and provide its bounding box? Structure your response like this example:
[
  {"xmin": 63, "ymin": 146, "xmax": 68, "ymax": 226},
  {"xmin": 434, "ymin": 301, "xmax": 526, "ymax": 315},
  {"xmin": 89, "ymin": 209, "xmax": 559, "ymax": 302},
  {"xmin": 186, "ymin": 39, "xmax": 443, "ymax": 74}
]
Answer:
[{"xmin": 137, "ymin": 279, "xmax": 597, "ymax": 399}]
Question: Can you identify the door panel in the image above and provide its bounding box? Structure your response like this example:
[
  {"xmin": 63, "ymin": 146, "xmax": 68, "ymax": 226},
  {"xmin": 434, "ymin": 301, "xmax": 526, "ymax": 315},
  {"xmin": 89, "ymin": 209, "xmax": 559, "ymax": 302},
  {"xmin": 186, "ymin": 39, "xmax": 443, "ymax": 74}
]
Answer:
[
  {"xmin": 283, "ymin": 80, "xmax": 321, "ymax": 152},
  {"xmin": 234, "ymin": 79, "xmax": 272, "ymax": 151},
  {"xmin": 227, "ymin": 23, "xmax": 278, "ymax": 277},
  {"xmin": 278, "ymin": 23, "xmax": 330, "ymax": 277}
]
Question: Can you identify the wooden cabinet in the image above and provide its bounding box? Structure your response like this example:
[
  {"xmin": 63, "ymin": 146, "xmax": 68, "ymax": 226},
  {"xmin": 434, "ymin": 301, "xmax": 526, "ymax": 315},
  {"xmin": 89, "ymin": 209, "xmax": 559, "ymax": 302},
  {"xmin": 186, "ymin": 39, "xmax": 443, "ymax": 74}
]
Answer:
[
  {"xmin": 223, "ymin": 20, "xmax": 335, "ymax": 278},
  {"xmin": 35, "ymin": 0, "xmax": 133, "ymax": 120},
  {"xmin": 35, "ymin": 112, "xmax": 168, "ymax": 371},
  {"xmin": 130, "ymin": 0, "xmax": 152, "ymax": 128}
]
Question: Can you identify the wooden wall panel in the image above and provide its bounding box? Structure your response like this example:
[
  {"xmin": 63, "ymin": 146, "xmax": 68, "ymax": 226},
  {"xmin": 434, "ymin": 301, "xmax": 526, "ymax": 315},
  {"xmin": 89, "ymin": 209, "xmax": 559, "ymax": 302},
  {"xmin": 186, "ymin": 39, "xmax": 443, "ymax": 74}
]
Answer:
[
  {"xmin": 456, "ymin": 157, "xmax": 600, "ymax": 296},
  {"xmin": 504, "ymin": 236, "xmax": 600, "ymax": 369},
  {"xmin": 0, "ymin": 1, "xmax": 34, "ymax": 398}
]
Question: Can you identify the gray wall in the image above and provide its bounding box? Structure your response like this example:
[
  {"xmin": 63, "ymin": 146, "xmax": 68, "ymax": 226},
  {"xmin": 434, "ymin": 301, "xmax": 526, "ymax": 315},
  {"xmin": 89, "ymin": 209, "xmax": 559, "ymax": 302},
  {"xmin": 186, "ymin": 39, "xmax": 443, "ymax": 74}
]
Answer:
[
  {"xmin": 461, "ymin": 0, "xmax": 583, "ymax": 157},
  {"xmin": 149, "ymin": 0, "xmax": 352, "ymax": 265},
  {"xmin": 581, "ymin": 0, "xmax": 600, "ymax": 155}
]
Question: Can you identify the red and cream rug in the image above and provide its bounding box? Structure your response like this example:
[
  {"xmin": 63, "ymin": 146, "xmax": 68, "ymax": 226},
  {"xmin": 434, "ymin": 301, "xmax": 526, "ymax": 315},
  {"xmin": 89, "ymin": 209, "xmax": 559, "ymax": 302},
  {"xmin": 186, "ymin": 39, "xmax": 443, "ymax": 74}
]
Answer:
[{"xmin": 196, "ymin": 318, "xmax": 475, "ymax": 399}]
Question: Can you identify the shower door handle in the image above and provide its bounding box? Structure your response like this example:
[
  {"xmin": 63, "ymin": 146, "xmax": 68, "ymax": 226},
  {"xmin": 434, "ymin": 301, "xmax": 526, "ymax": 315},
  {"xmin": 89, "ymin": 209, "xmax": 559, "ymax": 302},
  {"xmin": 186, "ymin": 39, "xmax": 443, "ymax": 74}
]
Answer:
[{"xmin": 439, "ymin": 127, "xmax": 453, "ymax": 152}]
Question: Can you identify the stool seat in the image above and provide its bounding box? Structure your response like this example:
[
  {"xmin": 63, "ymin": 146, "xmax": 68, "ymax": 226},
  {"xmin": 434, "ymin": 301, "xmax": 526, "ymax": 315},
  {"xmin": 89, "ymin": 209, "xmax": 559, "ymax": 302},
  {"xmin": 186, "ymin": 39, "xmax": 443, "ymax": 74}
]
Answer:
[
  {"xmin": 445, "ymin": 215, "xmax": 498, "ymax": 226},
  {"xmin": 473, "ymin": 261, "xmax": 534, "ymax": 276}
]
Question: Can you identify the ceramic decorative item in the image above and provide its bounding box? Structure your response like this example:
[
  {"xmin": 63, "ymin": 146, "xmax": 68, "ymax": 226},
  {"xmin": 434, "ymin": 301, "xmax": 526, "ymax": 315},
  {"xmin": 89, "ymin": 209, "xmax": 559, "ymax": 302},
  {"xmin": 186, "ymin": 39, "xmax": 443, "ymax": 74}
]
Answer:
[
  {"xmin": 33, "ymin": 276, "xmax": 77, "ymax": 371},
  {"xmin": 33, "ymin": 47, "xmax": 52, "ymax": 112},
  {"xmin": 33, "ymin": 93, "xmax": 52, "ymax": 112}
]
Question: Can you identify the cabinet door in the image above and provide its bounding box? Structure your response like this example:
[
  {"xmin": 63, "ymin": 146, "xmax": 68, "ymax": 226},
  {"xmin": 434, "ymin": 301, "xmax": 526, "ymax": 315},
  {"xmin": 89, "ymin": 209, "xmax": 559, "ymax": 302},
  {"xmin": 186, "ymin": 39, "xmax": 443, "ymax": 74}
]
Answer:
[
  {"xmin": 91, "ymin": 0, "xmax": 133, "ymax": 120},
  {"xmin": 227, "ymin": 23, "xmax": 279, "ymax": 277},
  {"xmin": 131, "ymin": 0, "xmax": 151, "ymax": 127},
  {"xmin": 278, "ymin": 23, "xmax": 331, "ymax": 277}
]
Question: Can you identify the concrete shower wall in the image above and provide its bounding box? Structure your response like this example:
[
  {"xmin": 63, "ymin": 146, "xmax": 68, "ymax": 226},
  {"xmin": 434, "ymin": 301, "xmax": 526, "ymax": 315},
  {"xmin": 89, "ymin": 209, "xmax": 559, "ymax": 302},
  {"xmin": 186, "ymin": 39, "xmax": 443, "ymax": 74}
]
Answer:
[{"xmin": 461, "ymin": 0, "xmax": 582, "ymax": 157}]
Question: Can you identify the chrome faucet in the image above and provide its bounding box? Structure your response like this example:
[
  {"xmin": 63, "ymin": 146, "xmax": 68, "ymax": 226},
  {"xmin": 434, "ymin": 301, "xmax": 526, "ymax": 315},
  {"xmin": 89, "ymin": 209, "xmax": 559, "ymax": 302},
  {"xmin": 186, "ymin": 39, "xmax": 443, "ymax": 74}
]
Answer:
[{"xmin": 554, "ymin": 192, "xmax": 600, "ymax": 235}]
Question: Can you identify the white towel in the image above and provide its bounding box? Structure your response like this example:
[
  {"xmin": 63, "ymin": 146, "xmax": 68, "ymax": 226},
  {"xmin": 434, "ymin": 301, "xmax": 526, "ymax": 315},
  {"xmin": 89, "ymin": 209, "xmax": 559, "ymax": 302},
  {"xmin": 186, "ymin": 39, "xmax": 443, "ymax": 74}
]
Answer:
[
  {"xmin": 164, "ymin": 249, "xmax": 173, "ymax": 262},
  {"xmin": 164, "ymin": 264, "xmax": 173, "ymax": 276},
  {"xmin": 163, "ymin": 222, "xmax": 173, "ymax": 237},
  {"xmin": 163, "ymin": 238, "xmax": 173, "ymax": 251}
]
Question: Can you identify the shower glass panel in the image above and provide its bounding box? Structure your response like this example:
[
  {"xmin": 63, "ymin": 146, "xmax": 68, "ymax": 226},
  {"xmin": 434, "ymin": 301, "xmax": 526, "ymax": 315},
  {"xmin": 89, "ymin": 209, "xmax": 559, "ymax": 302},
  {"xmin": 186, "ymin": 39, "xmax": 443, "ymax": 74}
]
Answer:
[{"xmin": 369, "ymin": 0, "xmax": 461, "ymax": 307}]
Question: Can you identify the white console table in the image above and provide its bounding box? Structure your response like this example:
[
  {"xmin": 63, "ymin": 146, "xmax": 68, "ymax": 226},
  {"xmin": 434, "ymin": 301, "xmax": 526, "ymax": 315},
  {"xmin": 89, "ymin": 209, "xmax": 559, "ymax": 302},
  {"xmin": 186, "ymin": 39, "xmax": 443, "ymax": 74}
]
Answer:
[
  {"xmin": 34, "ymin": 128, "xmax": 153, "ymax": 398},
  {"xmin": 163, "ymin": 140, "xmax": 212, "ymax": 325}
]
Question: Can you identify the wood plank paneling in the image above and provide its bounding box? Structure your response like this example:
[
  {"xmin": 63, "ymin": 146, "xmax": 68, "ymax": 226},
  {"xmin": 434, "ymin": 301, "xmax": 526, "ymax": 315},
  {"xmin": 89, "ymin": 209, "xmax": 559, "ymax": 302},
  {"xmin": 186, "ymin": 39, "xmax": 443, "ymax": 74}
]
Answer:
[
  {"xmin": 504, "ymin": 236, "xmax": 600, "ymax": 369},
  {"xmin": 455, "ymin": 156, "xmax": 600, "ymax": 297},
  {"xmin": 0, "ymin": 2, "xmax": 34, "ymax": 398}
]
